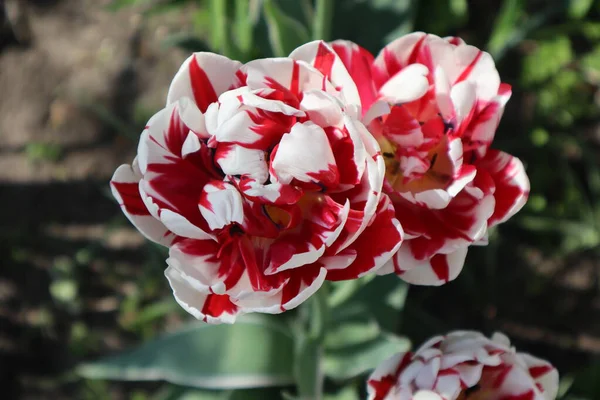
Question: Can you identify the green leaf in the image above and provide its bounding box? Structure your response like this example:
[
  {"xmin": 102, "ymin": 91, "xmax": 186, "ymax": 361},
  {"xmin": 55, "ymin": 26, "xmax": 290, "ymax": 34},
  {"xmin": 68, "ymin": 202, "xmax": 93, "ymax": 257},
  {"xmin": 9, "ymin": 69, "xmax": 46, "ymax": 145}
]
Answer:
[
  {"xmin": 312, "ymin": 0, "xmax": 335, "ymax": 41},
  {"xmin": 568, "ymin": 0, "xmax": 594, "ymax": 19},
  {"xmin": 156, "ymin": 387, "xmax": 222, "ymax": 400},
  {"xmin": 449, "ymin": 0, "xmax": 468, "ymax": 19},
  {"xmin": 323, "ymin": 333, "xmax": 410, "ymax": 380},
  {"xmin": 25, "ymin": 142, "xmax": 63, "ymax": 163},
  {"xmin": 487, "ymin": 0, "xmax": 523, "ymax": 58},
  {"xmin": 323, "ymin": 387, "xmax": 360, "ymax": 400},
  {"xmin": 153, "ymin": 386, "xmax": 285, "ymax": 400},
  {"xmin": 233, "ymin": 0, "xmax": 260, "ymax": 59},
  {"xmin": 488, "ymin": 1, "xmax": 568, "ymax": 61},
  {"xmin": 568, "ymin": 359, "xmax": 600, "ymax": 398},
  {"xmin": 332, "ymin": 276, "xmax": 409, "ymax": 332},
  {"xmin": 50, "ymin": 279, "xmax": 78, "ymax": 302},
  {"xmin": 582, "ymin": 22, "xmax": 600, "ymax": 40},
  {"xmin": 582, "ymin": 45, "xmax": 600, "ymax": 80},
  {"xmin": 517, "ymin": 216, "xmax": 600, "ymax": 252},
  {"xmin": 328, "ymin": 275, "xmax": 374, "ymax": 308},
  {"xmin": 78, "ymin": 315, "xmax": 295, "ymax": 389},
  {"xmin": 123, "ymin": 299, "xmax": 180, "ymax": 330},
  {"xmin": 263, "ymin": 0, "xmax": 310, "ymax": 57},
  {"xmin": 208, "ymin": 0, "xmax": 231, "ymax": 56},
  {"xmin": 522, "ymin": 36, "xmax": 573, "ymax": 85},
  {"xmin": 324, "ymin": 320, "xmax": 380, "ymax": 350}
]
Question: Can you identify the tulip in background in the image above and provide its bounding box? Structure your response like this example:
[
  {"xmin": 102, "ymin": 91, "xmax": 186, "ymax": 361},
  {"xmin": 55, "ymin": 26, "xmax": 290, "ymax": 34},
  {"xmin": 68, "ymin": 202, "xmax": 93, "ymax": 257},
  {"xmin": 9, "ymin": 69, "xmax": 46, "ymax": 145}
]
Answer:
[{"xmin": 367, "ymin": 331, "xmax": 558, "ymax": 400}]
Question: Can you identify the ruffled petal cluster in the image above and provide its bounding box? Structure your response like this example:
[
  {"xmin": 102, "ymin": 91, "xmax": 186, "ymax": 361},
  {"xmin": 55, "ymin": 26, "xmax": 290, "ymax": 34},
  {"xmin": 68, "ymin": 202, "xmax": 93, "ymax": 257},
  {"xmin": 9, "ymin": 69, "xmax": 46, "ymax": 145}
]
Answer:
[
  {"xmin": 367, "ymin": 331, "xmax": 559, "ymax": 400},
  {"xmin": 111, "ymin": 42, "xmax": 403, "ymax": 323},
  {"xmin": 111, "ymin": 32, "xmax": 530, "ymax": 321},
  {"xmin": 328, "ymin": 33, "xmax": 529, "ymax": 285}
]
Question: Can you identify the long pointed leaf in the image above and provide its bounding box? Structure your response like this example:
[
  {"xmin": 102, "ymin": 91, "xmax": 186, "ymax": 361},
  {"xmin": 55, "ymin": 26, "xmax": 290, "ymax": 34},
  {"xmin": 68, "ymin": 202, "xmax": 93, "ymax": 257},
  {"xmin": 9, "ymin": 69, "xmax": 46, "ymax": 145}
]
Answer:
[{"xmin": 78, "ymin": 315, "xmax": 295, "ymax": 389}]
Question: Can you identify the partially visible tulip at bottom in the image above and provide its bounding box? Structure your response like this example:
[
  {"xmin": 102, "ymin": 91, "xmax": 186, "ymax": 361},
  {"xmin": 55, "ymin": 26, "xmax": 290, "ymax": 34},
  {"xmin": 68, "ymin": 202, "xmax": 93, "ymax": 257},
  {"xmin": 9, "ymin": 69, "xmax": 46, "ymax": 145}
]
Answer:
[{"xmin": 367, "ymin": 331, "xmax": 558, "ymax": 400}]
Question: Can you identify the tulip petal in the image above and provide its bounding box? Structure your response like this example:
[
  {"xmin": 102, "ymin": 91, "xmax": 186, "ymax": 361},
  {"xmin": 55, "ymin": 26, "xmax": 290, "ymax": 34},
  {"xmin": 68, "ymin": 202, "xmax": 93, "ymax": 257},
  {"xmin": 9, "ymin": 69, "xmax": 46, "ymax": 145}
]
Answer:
[
  {"xmin": 271, "ymin": 121, "xmax": 340, "ymax": 187},
  {"xmin": 111, "ymin": 161, "xmax": 176, "ymax": 246},
  {"xmin": 198, "ymin": 181, "xmax": 245, "ymax": 231},
  {"xmin": 379, "ymin": 64, "xmax": 430, "ymax": 104},
  {"xmin": 326, "ymin": 195, "xmax": 403, "ymax": 280},
  {"xmin": 165, "ymin": 266, "xmax": 239, "ymax": 324},
  {"xmin": 214, "ymin": 143, "xmax": 269, "ymax": 183},
  {"xmin": 167, "ymin": 52, "xmax": 243, "ymax": 110},
  {"xmin": 289, "ymin": 40, "xmax": 362, "ymax": 110},
  {"xmin": 478, "ymin": 150, "xmax": 530, "ymax": 227},
  {"xmin": 384, "ymin": 245, "xmax": 468, "ymax": 286}
]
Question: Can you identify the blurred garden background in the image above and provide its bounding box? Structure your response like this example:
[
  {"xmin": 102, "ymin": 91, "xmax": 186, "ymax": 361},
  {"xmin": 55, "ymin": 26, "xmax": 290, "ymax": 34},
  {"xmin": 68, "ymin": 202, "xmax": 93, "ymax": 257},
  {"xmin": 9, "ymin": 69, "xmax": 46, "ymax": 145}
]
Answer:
[{"xmin": 1, "ymin": 0, "xmax": 600, "ymax": 398}]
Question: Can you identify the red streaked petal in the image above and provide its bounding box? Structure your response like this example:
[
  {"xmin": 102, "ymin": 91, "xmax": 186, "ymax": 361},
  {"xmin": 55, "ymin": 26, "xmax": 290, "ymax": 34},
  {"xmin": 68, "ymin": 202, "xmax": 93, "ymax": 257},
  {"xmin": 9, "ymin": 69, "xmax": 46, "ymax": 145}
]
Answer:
[
  {"xmin": 382, "ymin": 105, "xmax": 424, "ymax": 148},
  {"xmin": 165, "ymin": 266, "xmax": 239, "ymax": 324},
  {"xmin": 385, "ymin": 245, "xmax": 468, "ymax": 286},
  {"xmin": 243, "ymin": 58, "xmax": 334, "ymax": 107},
  {"xmin": 167, "ymin": 52, "xmax": 243, "ymax": 111},
  {"xmin": 214, "ymin": 143, "xmax": 269, "ymax": 183},
  {"xmin": 330, "ymin": 40, "xmax": 377, "ymax": 113},
  {"xmin": 271, "ymin": 121, "xmax": 340, "ymax": 188},
  {"xmin": 289, "ymin": 40, "xmax": 362, "ymax": 109},
  {"xmin": 372, "ymin": 32, "xmax": 428, "ymax": 89},
  {"xmin": 279, "ymin": 265, "xmax": 327, "ymax": 311},
  {"xmin": 266, "ymin": 198, "xmax": 350, "ymax": 274},
  {"xmin": 198, "ymin": 181, "xmax": 245, "ymax": 231},
  {"xmin": 367, "ymin": 352, "xmax": 413, "ymax": 400},
  {"xmin": 379, "ymin": 63, "xmax": 430, "ymax": 104},
  {"xmin": 111, "ymin": 161, "xmax": 175, "ymax": 246},
  {"xmin": 167, "ymin": 238, "xmax": 222, "ymax": 290},
  {"xmin": 477, "ymin": 150, "xmax": 530, "ymax": 227},
  {"xmin": 326, "ymin": 195, "xmax": 403, "ymax": 281},
  {"xmin": 237, "ymin": 176, "xmax": 304, "ymax": 205}
]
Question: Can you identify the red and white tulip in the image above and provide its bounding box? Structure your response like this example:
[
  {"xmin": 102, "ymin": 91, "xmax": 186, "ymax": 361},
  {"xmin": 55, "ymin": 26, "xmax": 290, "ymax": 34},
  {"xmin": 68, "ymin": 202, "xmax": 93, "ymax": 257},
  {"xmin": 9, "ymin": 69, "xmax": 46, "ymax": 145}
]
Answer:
[
  {"xmin": 367, "ymin": 331, "xmax": 559, "ymax": 400},
  {"xmin": 111, "ymin": 42, "xmax": 403, "ymax": 323},
  {"xmin": 325, "ymin": 33, "xmax": 530, "ymax": 285}
]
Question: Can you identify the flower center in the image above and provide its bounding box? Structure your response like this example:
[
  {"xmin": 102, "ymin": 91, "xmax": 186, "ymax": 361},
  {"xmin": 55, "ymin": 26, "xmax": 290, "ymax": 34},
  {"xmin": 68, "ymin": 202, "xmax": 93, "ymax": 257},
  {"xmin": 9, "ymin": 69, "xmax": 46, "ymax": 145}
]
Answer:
[
  {"xmin": 378, "ymin": 135, "xmax": 451, "ymax": 195},
  {"xmin": 380, "ymin": 139, "xmax": 401, "ymax": 186}
]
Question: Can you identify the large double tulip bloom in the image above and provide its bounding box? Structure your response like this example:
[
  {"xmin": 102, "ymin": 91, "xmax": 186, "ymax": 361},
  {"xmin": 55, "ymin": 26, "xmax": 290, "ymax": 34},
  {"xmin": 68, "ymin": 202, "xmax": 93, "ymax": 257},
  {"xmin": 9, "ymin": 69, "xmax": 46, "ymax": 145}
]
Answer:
[{"xmin": 111, "ymin": 41, "xmax": 403, "ymax": 323}]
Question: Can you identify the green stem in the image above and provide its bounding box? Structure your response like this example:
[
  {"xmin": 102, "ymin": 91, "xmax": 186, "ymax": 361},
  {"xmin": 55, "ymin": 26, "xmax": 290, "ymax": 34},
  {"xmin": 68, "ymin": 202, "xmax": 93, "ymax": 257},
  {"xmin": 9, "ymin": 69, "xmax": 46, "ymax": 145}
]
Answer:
[
  {"xmin": 312, "ymin": 0, "xmax": 334, "ymax": 41},
  {"xmin": 294, "ymin": 285, "xmax": 330, "ymax": 400}
]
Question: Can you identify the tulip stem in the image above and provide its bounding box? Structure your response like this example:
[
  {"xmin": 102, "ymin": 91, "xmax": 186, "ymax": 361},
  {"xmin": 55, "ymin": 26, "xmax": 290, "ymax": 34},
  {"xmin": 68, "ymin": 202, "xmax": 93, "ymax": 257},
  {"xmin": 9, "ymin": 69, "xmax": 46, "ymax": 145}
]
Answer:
[
  {"xmin": 312, "ymin": 0, "xmax": 334, "ymax": 41},
  {"xmin": 293, "ymin": 284, "xmax": 330, "ymax": 400}
]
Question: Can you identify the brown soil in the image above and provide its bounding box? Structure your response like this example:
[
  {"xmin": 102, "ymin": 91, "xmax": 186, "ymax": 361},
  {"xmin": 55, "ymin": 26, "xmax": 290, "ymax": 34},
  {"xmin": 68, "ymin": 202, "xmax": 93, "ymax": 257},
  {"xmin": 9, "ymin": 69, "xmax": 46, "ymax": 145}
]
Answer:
[{"xmin": 0, "ymin": 1, "xmax": 190, "ymax": 398}]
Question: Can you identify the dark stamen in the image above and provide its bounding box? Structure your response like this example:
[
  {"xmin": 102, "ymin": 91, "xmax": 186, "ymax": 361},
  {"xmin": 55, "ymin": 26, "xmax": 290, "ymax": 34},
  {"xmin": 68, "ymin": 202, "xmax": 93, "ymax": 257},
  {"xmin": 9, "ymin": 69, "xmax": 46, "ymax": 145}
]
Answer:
[
  {"xmin": 229, "ymin": 224, "xmax": 244, "ymax": 236},
  {"xmin": 443, "ymin": 120, "xmax": 454, "ymax": 132}
]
